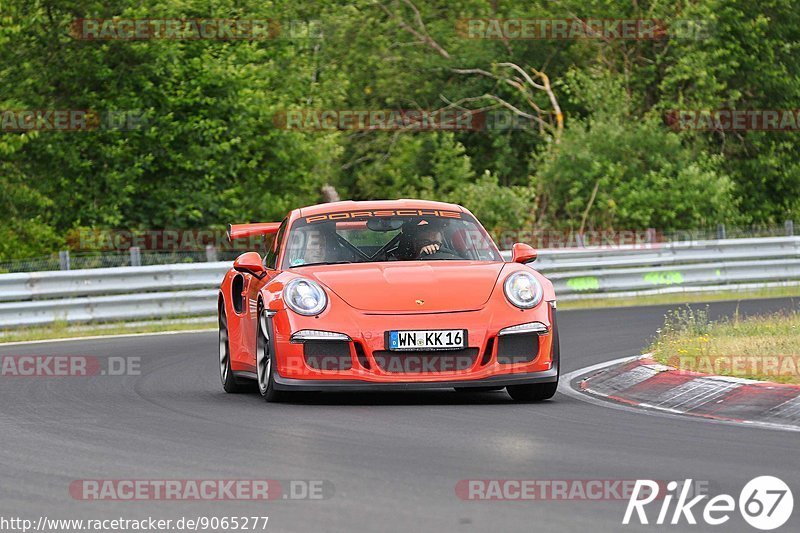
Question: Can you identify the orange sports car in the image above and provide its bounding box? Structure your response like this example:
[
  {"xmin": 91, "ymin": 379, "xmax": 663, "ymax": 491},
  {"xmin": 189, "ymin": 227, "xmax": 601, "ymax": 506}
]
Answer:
[{"xmin": 217, "ymin": 199, "xmax": 559, "ymax": 402}]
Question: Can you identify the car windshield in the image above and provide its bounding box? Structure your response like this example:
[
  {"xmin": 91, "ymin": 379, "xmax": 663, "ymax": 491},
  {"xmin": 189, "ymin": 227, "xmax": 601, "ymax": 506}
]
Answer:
[{"xmin": 282, "ymin": 210, "xmax": 502, "ymax": 268}]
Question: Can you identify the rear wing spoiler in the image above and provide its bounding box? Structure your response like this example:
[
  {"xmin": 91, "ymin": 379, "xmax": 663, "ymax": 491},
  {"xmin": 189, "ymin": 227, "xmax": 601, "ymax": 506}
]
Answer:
[{"xmin": 227, "ymin": 222, "xmax": 281, "ymax": 241}]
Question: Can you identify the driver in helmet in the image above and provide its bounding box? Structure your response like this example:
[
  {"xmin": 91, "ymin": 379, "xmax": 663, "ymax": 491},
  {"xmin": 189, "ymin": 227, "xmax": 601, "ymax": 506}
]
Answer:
[
  {"xmin": 393, "ymin": 219, "xmax": 446, "ymax": 260},
  {"xmin": 414, "ymin": 220, "xmax": 444, "ymax": 257}
]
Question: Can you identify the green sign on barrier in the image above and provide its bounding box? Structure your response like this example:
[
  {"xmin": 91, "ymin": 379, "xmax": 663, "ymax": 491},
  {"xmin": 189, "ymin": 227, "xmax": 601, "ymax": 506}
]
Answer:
[
  {"xmin": 643, "ymin": 271, "xmax": 684, "ymax": 286},
  {"xmin": 567, "ymin": 276, "xmax": 600, "ymax": 291}
]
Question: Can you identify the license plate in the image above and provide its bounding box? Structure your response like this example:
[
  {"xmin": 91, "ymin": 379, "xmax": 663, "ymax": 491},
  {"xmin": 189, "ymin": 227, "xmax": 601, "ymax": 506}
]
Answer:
[{"xmin": 387, "ymin": 329, "xmax": 467, "ymax": 351}]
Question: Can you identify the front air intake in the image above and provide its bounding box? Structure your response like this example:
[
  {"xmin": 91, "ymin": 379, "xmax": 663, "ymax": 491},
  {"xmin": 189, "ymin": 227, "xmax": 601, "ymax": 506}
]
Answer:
[
  {"xmin": 496, "ymin": 333, "xmax": 539, "ymax": 365},
  {"xmin": 303, "ymin": 341, "xmax": 353, "ymax": 371}
]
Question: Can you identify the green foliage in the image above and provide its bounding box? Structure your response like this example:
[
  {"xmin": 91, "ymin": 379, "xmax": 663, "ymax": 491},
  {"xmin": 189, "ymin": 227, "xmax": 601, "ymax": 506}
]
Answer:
[
  {"xmin": 0, "ymin": 0, "xmax": 797, "ymax": 261},
  {"xmin": 657, "ymin": 306, "xmax": 713, "ymax": 340},
  {"xmin": 0, "ymin": 165, "xmax": 63, "ymax": 259},
  {"xmin": 655, "ymin": 0, "xmax": 800, "ymax": 223},
  {"xmin": 534, "ymin": 73, "xmax": 737, "ymax": 231},
  {"xmin": 446, "ymin": 171, "xmax": 536, "ymax": 234}
]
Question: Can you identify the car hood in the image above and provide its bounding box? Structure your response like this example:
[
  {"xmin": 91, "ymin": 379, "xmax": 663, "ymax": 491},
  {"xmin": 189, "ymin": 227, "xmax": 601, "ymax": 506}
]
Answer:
[{"xmin": 307, "ymin": 261, "xmax": 506, "ymax": 313}]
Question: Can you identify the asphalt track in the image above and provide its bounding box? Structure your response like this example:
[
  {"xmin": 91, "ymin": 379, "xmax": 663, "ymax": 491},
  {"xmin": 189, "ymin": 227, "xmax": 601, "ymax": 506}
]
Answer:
[{"xmin": 1, "ymin": 298, "xmax": 798, "ymax": 533}]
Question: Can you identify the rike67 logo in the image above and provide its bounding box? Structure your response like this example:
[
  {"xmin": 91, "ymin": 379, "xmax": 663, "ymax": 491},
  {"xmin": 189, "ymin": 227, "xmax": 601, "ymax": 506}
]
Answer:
[{"xmin": 624, "ymin": 476, "xmax": 793, "ymax": 530}]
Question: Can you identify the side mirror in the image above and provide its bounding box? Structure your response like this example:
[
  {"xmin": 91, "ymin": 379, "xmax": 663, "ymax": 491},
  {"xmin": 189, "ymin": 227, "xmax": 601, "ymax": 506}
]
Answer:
[
  {"xmin": 510, "ymin": 243, "xmax": 537, "ymax": 264},
  {"xmin": 233, "ymin": 251, "xmax": 267, "ymax": 278}
]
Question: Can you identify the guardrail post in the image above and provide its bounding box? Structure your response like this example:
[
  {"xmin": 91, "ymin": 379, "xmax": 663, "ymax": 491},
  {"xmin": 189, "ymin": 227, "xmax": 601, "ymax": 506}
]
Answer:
[
  {"xmin": 205, "ymin": 244, "xmax": 218, "ymax": 262},
  {"xmin": 716, "ymin": 224, "xmax": 726, "ymax": 240},
  {"xmin": 786, "ymin": 220, "xmax": 794, "ymax": 236},
  {"xmin": 130, "ymin": 246, "xmax": 141, "ymax": 267},
  {"xmin": 58, "ymin": 250, "xmax": 70, "ymax": 271}
]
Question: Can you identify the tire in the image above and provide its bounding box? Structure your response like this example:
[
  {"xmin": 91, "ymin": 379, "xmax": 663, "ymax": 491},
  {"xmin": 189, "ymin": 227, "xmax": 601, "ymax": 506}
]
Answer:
[
  {"xmin": 506, "ymin": 381, "xmax": 558, "ymax": 402},
  {"xmin": 454, "ymin": 386, "xmax": 505, "ymax": 392},
  {"xmin": 219, "ymin": 306, "xmax": 247, "ymax": 393},
  {"xmin": 507, "ymin": 308, "xmax": 560, "ymax": 402},
  {"xmin": 256, "ymin": 303, "xmax": 283, "ymax": 402}
]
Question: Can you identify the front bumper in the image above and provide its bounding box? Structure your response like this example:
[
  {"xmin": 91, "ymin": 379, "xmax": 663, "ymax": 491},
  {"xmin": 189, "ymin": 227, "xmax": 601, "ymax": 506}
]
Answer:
[
  {"xmin": 267, "ymin": 302, "xmax": 559, "ymax": 389},
  {"xmin": 272, "ymin": 367, "xmax": 558, "ymax": 391}
]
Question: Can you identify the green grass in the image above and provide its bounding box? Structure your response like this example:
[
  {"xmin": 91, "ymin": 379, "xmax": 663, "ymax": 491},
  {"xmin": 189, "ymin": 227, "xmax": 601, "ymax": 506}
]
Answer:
[
  {"xmin": 0, "ymin": 318, "xmax": 216, "ymax": 344},
  {"xmin": 649, "ymin": 307, "xmax": 800, "ymax": 384},
  {"xmin": 559, "ymin": 285, "xmax": 800, "ymax": 310}
]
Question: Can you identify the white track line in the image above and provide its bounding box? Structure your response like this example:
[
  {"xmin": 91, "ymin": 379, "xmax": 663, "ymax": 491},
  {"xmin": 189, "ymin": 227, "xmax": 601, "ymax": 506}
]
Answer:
[{"xmin": 559, "ymin": 355, "xmax": 800, "ymax": 433}]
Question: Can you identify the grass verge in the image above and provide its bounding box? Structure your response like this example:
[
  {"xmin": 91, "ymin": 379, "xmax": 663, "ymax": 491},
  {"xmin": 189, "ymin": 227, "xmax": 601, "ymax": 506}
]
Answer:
[
  {"xmin": 558, "ymin": 284, "xmax": 800, "ymax": 310},
  {"xmin": 649, "ymin": 307, "xmax": 800, "ymax": 384},
  {"xmin": 0, "ymin": 318, "xmax": 217, "ymax": 344}
]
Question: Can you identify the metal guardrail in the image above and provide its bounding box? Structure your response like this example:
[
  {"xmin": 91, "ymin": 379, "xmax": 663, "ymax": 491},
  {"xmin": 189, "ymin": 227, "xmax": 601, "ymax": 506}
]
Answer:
[
  {"xmin": 0, "ymin": 263, "xmax": 226, "ymax": 302},
  {"xmin": 0, "ymin": 236, "xmax": 798, "ymax": 328},
  {"xmin": 3, "ymin": 290, "xmax": 218, "ymax": 328}
]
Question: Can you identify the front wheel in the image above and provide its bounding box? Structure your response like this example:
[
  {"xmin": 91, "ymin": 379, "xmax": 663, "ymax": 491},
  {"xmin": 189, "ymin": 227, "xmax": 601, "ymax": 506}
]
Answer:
[
  {"xmin": 506, "ymin": 381, "xmax": 558, "ymax": 402},
  {"xmin": 256, "ymin": 305, "xmax": 283, "ymax": 402}
]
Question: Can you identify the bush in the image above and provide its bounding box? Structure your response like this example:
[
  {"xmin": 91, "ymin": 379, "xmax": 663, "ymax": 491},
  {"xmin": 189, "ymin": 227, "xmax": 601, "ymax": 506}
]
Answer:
[{"xmin": 534, "ymin": 111, "xmax": 737, "ymax": 231}]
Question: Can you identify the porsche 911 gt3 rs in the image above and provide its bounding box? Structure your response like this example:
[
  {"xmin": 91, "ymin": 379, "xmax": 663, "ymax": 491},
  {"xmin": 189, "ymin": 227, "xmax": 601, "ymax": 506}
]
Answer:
[{"xmin": 218, "ymin": 199, "xmax": 559, "ymax": 402}]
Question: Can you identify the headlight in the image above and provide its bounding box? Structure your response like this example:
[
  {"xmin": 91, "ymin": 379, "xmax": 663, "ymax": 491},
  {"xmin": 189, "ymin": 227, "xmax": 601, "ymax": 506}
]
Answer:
[
  {"xmin": 503, "ymin": 271, "xmax": 543, "ymax": 309},
  {"xmin": 283, "ymin": 278, "xmax": 328, "ymax": 316}
]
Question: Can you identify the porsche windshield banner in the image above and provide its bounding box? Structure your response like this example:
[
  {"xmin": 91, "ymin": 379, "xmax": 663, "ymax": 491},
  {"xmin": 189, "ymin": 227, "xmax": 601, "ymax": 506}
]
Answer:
[{"xmin": 304, "ymin": 209, "xmax": 464, "ymax": 224}]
